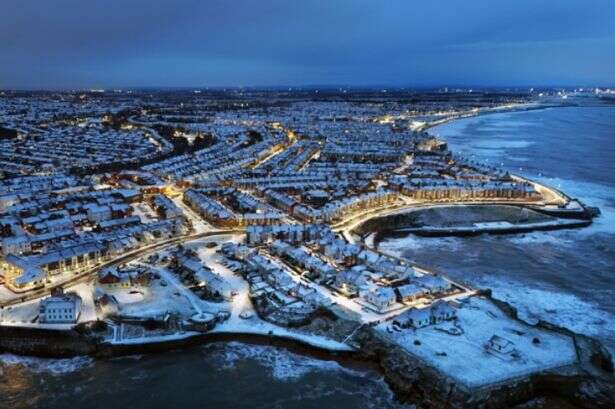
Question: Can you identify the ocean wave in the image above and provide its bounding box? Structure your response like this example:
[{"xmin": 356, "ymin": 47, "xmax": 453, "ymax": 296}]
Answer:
[
  {"xmin": 538, "ymin": 176, "xmax": 615, "ymax": 235},
  {"xmin": 507, "ymin": 230, "xmax": 575, "ymax": 246},
  {"xmin": 473, "ymin": 139, "xmax": 535, "ymax": 150},
  {"xmin": 204, "ymin": 341, "xmax": 365, "ymax": 381},
  {"xmin": 0, "ymin": 354, "xmax": 93, "ymax": 375},
  {"xmin": 202, "ymin": 342, "xmax": 409, "ymax": 408},
  {"xmin": 479, "ymin": 277, "xmax": 615, "ymax": 355},
  {"xmin": 379, "ymin": 235, "xmax": 462, "ymax": 255}
]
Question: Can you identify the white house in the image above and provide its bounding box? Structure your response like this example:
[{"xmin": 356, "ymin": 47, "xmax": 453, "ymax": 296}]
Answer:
[
  {"xmin": 362, "ymin": 287, "xmax": 396, "ymax": 311},
  {"xmin": 395, "ymin": 283, "xmax": 428, "ymax": 303},
  {"xmin": 393, "ymin": 301, "xmax": 457, "ymax": 329},
  {"xmin": 39, "ymin": 292, "xmax": 82, "ymax": 324},
  {"xmin": 393, "ymin": 307, "xmax": 432, "ymax": 328},
  {"xmin": 431, "ymin": 300, "xmax": 457, "ymax": 323}
]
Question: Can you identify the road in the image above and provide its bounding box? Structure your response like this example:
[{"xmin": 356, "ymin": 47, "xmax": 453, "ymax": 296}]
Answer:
[
  {"xmin": 331, "ymin": 193, "xmax": 565, "ymax": 234},
  {"xmin": 0, "ymin": 229, "xmax": 243, "ymax": 307}
]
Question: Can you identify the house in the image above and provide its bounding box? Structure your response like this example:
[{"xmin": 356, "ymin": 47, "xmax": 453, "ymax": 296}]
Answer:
[
  {"xmin": 98, "ymin": 268, "xmax": 124, "ymax": 287},
  {"xmin": 39, "ymin": 290, "xmax": 82, "ymax": 324},
  {"xmin": 393, "ymin": 307, "xmax": 432, "ymax": 328},
  {"xmin": 392, "ymin": 300, "xmax": 457, "ymax": 328},
  {"xmin": 334, "ymin": 269, "xmax": 364, "ymax": 296},
  {"xmin": 1, "ymin": 235, "xmax": 31, "ymax": 256},
  {"xmin": 486, "ymin": 335, "xmax": 516, "ymax": 355},
  {"xmin": 98, "ymin": 266, "xmax": 151, "ymax": 289},
  {"xmin": 416, "ymin": 275, "xmax": 452, "ymax": 294},
  {"xmin": 0, "ymin": 254, "xmax": 45, "ymax": 289},
  {"xmin": 430, "ymin": 300, "xmax": 457, "ymax": 323},
  {"xmin": 93, "ymin": 289, "xmax": 120, "ymax": 317},
  {"xmin": 177, "ymin": 253, "xmax": 231, "ymax": 300},
  {"xmin": 395, "ymin": 283, "xmax": 427, "ymax": 303},
  {"xmin": 362, "ymin": 287, "xmax": 396, "ymax": 311},
  {"xmin": 198, "ymin": 268, "xmax": 232, "ymax": 300}
]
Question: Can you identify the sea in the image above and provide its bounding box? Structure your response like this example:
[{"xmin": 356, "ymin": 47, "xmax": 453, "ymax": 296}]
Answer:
[
  {"xmin": 1, "ymin": 99, "xmax": 613, "ymax": 409},
  {"xmin": 381, "ymin": 99, "xmax": 615, "ymax": 354}
]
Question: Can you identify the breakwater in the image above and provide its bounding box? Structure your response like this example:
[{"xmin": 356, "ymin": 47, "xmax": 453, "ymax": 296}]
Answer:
[{"xmin": 353, "ymin": 203, "xmax": 595, "ymax": 243}]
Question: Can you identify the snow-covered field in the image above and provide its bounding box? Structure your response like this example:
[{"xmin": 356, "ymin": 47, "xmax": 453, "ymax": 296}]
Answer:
[
  {"xmin": 379, "ymin": 297, "xmax": 577, "ymax": 389},
  {"xmin": 0, "ymin": 297, "xmax": 39, "ymax": 325},
  {"xmin": 116, "ymin": 277, "xmax": 194, "ymax": 318}
]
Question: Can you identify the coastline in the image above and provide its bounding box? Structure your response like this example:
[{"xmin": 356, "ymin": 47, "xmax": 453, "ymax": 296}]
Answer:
[
  {"xmin": 1, "ymin": 99, "xmax": 612, "ymax": 409},
  {"xmin": 1, "ymin": 291, "xmax": 612, "ymax": 409},
  {"xmin": 350, "ymin": 201, "xmax": 596, "ymax": 248},
  {"xmin": 417, "ymin": 101, "xmax": 564, "ymax": 132}
]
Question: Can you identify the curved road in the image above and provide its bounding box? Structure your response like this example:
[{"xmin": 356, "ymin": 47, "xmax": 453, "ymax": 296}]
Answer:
[{"xmin": 0, "ymin": 229, "xmax": 243, "ymax": 308}]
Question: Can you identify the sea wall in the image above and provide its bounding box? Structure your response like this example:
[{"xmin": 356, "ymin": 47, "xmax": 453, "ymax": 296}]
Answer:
[
  {"xmin": 1, "ymin": 297, "xmax": 613, "ymax": 408},
  {"xmin": 354, "ymin": 203, "xmax": 594, "ymax": 244},
  {"xmin": 0, "ymin": 326, "xmax": 97, "ymax": 357}
]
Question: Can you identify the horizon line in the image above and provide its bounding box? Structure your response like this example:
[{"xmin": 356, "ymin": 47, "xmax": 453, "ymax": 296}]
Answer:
[{"xmin": 2, "ymin": 84, "xmax": 614, "ymax": 93}]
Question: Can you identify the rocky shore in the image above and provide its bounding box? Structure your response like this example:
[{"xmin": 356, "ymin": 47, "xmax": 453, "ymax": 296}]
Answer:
[
  {"xmin": 1, "ymin": 291, "xmax": 613, "ymax": 409},
  {"xmin": 351, "ymin": 291, "xmax": 614, "ymax": 409}
]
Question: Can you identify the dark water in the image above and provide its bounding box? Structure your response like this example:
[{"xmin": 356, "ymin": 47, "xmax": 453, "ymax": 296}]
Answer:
[
  {"xmin": 1, "ymin": 103, "xmax": 613, "ymax": 409},
  {"xmin": 0, "ymin": 342, "xmax": 406, "ymax": 409},
  {"xmin": 382, "ymin": 103, "xmax": 615, "ymax": 354}
]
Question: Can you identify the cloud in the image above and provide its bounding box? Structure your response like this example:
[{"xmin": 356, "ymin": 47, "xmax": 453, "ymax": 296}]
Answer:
[{"xmin": 0, "ymin": 0, "xmax": 614, "ymax": 88}]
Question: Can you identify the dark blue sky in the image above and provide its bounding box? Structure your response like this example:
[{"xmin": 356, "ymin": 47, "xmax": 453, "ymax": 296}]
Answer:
[{"xmin": 2, "ymin": 0, "xmax": 614, "ymax": 89}]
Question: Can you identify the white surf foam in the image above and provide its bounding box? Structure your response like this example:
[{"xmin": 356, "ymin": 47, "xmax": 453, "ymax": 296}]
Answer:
[
  {"xmin": 205, "ymin": 342, "xmax": 410, "ymax": 408},
  {"xmin": 206, "ymin": 341, "xmax": 363, "ymax": 381},
  {"xmin": 0, "ymin": 354, "xmax": 93, "ymax": 375},
  {"xmin": 479, "ymin": 277, "xmax": 615, "ymax": 355}
]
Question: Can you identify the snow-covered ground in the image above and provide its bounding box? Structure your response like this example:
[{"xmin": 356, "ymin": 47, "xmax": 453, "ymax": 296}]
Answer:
[
  {"xmin": 484, "ymin": 277, "xmax": 615, "ymax": 355},
  {"xmin": 0, "ymin": 281, "xmax": 97, "ymax": 328},
  {"xmin": 211, "ymin": 316, "xmax": 354, "ymax": 352},
  {"xmin": 107, "ymin": 329, "xmax": 202, "ymax": 345},
  {"xmin": 132, "ymin": 203, "xmax": 158, "ymax": 223},
  {"xmin": 115, "ymin": 272, "xmax": 194, "ymax": 319},
  {"xmin": 70, "ymin": 282, "xmax": 97, "ymax": 323},
  {"xmin": 170, "ymin": 194, "xmax": 215, "ymax": 233},
  {"xmin": 0, "ymin": 297, "xmax": 39, "ymax": 326},
  {"xmin": 378, "ymin": 297, "xmax": 577, "ymax": 389},
  {"xmin": 140, "ymin": 263, "xmax": 205, "ymax": 315},
  {"xmin": 189, "ymin": 239, "xmax": 354, "ymax": 351},
  {"xmin": 379, "ymin": 232, "xmax": 615, "ymax": 356},
  {"xmin": 109, "ymin": 288, "xmax": 146, "ymax": 304}
]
